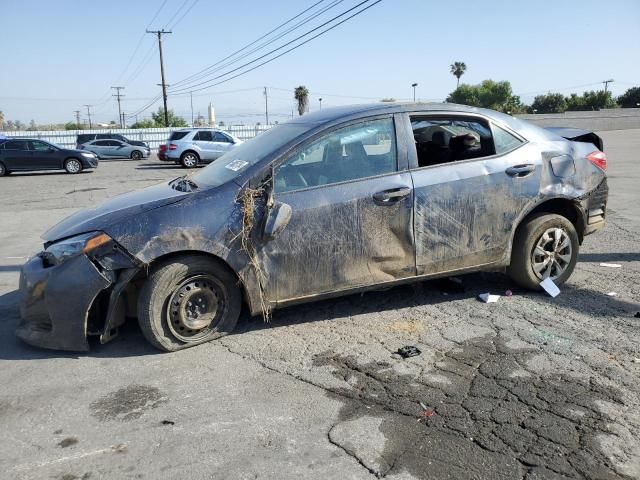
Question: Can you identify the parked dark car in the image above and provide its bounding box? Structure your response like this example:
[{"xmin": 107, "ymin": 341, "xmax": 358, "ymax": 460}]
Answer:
[
  {"xmin": 76, "ymin": 133, "xmax": 148, "ymax": 150},
  {"xmin": 0, "ymin": 138, "xmax": 98, "ymax": 176},
  {"xmin": 17, "ymin": 103, "xmax": 607, "ymax": 352}
]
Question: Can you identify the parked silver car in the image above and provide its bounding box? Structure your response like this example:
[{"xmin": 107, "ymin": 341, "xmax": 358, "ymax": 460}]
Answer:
[
  {"xmin": 80, "ymin": 139, "xmax": 150, "ymax": 160},
  {"xmin": 164, "ymin": 128, "xmax": 242, "ymax": 168}
]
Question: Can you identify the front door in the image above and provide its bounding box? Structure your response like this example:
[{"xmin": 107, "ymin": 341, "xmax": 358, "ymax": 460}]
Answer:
[
  {"xmin": 27, "ymin": 140, "xmax": 57, "ymax": 169},
  {"xmin": 406, "ymin": 113, "xmax": 540, "ymax": 275},
  {"xmin": 260, "ymin": 116, "xmax": 416, "ymax": 303},
  {"xmin": 193, "ymin": 130, "xmax": 217, "ymax": 161}
]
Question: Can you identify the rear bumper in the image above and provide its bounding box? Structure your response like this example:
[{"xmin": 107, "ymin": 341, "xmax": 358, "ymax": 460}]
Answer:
[
  {"xmin": 582, "ymin": 178, "xmax": 608, "ymax": 236},
  {"xmin": 17, "ymin": 254, "xmax": 111, "ymax": 351}
]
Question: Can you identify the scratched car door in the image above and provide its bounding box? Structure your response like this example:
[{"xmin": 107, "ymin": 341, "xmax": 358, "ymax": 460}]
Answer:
[
  {"xmin": 262, "ymin": 115, "xmax": 416, "ymax": 302},
  {"xmin": 407, "ymin": 113, "xmax": 540, "ymax": 275}
]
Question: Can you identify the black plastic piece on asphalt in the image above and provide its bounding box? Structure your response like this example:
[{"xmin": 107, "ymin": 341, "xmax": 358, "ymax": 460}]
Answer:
[
  {"xmin": 635, "ymin": 312, "xmax": 640, "ymax": 318},
  {"xmin": 397, "ymin": 346, "xmax": 421, "ymax": 358}
]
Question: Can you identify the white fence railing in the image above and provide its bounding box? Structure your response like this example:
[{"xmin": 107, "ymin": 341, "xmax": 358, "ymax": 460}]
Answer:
[{"xmin": 2, "ymin": 125, "xmax": 274, "ymax": 151}]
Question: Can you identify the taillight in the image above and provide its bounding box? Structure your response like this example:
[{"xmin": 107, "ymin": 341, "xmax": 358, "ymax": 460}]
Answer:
[
  {"xmin": 169, "ymin": 144, "xmax": 177, "ymax": 150},
  {"xmin": 586, "ymin": 151, "xmax": 607, "ymax": 171}
]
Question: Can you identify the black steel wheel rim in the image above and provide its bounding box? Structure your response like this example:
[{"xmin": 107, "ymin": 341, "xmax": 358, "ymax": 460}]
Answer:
[{"xmin": 166, "ymin": 274, "xmax": 226, "ymax": 342}]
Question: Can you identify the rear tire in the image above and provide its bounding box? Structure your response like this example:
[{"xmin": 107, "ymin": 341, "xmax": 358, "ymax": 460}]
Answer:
[
  {"xmin": 64, "ymin": 158, "xmax": 83, "ymax": 174},
  {"xmin": 0, "ymin": 162, "xmax": 8, "ymax": 176},
  {"xmin": 180, "ymin": 151, "xmax": 199, "ymax": 168},
  {"xmin": 137, "ymin": 255, "xmax": 242, "ymax": 352},
  {"xmin": 131, "ymin": 150, "xmax": 143, "ymax": 160},
  {"xmin": 508, "ymin": 213, "xmax": 579, "ymax": 290}
]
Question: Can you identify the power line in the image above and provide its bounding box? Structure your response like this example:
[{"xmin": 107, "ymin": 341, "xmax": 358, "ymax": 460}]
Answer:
[
  {"xmin": 169, "ymin": 0, "xmax": 379, "ymax": 95},
  {"xmin": 169, "ymin": 0, "xmax": 334, "ymax": 89},
  {"xmin": 170, "ymin": 0, "xmax": 384, "ymax": 95},
  {"xmin": 167, "ymin": 0, "xmax": 200, "ymax": 30}
]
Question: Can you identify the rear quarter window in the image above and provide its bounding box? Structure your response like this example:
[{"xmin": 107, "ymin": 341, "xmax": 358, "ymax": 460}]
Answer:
[{"xmin": 169, "ymin": 131, "xmax": 189, "ymax": 141}]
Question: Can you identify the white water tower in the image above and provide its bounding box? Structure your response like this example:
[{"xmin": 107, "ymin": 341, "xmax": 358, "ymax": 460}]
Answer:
[{"xmin": 208, "ymin": 102, "xmax": 216, "ymax": 126}]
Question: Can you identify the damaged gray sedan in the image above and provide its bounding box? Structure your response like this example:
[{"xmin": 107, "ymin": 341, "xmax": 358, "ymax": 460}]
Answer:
[{"xmin": 18, "ymin": 103, "xmax": 608, "ymax": 352}]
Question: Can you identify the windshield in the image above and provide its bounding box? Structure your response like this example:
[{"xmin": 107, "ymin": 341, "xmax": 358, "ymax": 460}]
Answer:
[{"xmin": 191, "ymin": 124, "xmax": 310, "ymax": 188}]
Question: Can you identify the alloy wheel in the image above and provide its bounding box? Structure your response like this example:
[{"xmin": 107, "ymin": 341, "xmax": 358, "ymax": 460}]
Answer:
[
  {"xmin": 531, "ymin": 227, "xmax": 573, "ymax": 280},
  {"xmin": 66, "ymin": 159, "xmax": 81, "ymax": 173},
  {"xmin": 182, "ymin": 153, "xmax": 197, "ymax": 168}
]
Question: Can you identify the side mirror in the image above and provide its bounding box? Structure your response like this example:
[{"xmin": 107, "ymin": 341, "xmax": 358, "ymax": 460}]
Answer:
[{"xmin": 263, "ymin": 201, "xmax": 292, "ymax": 241}]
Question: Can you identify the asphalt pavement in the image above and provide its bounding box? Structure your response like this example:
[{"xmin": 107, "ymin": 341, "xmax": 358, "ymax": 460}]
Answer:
[{"xmin": 0, "ymin": 132, "xmax": 638, "ymax": 480}]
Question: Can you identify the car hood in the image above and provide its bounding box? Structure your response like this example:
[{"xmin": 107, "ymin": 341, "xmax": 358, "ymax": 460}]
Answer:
[{"xmin": 43, "ymin": 181, "xmax": 190, "ymax": 243}]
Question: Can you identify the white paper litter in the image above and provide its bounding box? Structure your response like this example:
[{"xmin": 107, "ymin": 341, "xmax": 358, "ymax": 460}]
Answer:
[
  {"xmin": 225, "ymin": 159, "xmax": 249, "ymax": 171},
  {"xmin": 606, "ymin": 292, "xmax": 617, "ymax": 297},
  {"xmin": 599, "ymin": 263, "xmax": 622, "ymax": 268},
  {"xmin": 539, "ymin": 278, "xmax": 560, "ymax": 297},
  {"xmin": 478, "ymin": 293, "xmax": 500, "ymax": 303}
]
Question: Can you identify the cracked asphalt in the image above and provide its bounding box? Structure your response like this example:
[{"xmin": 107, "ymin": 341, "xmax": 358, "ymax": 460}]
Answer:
[{"xmin": 0, "ymin": 129, "xmax": 639, "ymax": 479}]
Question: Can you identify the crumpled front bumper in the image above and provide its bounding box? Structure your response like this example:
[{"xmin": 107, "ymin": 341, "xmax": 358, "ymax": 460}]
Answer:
[{"xmin": 17, "ymin": 253, "xmax": 111, "ymax": 351}]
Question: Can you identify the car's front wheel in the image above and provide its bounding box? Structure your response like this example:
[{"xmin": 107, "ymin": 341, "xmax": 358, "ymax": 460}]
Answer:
[
  {"xmin": 508, "ymin": 213, "xmax": 579, "ymax": 290},
  {"xmin": 131, "ymin": 150, "xmax": 142, "ymax": 160},
  {"xmin": 137, "ymin": 255, "xmax": 242, "ymax": 351},
  {"xmin": 64, "ymin": 158, "xmax": 83, "ymax": 174},
  {"xmin": 180, "ymin": 151, "xmax": 199, "ymax": 168}
]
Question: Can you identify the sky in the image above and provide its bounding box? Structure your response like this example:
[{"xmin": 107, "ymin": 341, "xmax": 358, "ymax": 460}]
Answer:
[{"xmin": 1, "ymin": 0, "xmax": 639, "ymax": 126}]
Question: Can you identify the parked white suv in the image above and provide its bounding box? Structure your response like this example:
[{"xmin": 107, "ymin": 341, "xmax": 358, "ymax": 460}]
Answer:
[{"xmin": 165, "ymin": 128, "xmax": 242, "ymax": 168}]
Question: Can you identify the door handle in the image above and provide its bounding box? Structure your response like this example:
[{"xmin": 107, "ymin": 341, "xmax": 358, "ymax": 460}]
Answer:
[
  {"xmin": 505, "ymin": 164, "xmax": 535, "ymax": 177},
  {"xmin": 373, "ymin": 187, "xmax": 411, "ymax": 205}
]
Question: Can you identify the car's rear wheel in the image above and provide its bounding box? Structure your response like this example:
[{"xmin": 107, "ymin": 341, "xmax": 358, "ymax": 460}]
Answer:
[
  {"xmin": 0, "ymin": 162, "xmax": 8, "ymax": 176},
  {"xmin": 137, "ymin": 255, "xmax": 242, "ymax": 351},
  {"xmin": 64, "ymin": 158, "xmax": 83, "ymax": 174},
  {"xmin": 180, "ymin": 151, "xmax": 199, "ymax": 168},
  {"xmin": 508, "ymin": 213, "xmax": 579, "ymax": 290},
  {"xmin": 131, "ymin": 150, "xmax": 142, "ymax": 160}
]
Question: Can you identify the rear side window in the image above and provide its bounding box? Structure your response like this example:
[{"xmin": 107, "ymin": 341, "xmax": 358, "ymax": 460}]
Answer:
[
  {"xmin": 169, "ymin": 131, "xmax": 189, "ymax": 141},
  {"xmin": 4, "ymin": 140, "xmax": 28, "ymax": 150},
  {"xmin": 410, "ymin": 116, "xmax": 496, "ymax": 168},
  {"xmin": 492, "ymin": 124, "xmax": 523, "ymax": 154},
  {"xmin": 194, "ymin": 131, "xmax": 214, "ymax": 141}
]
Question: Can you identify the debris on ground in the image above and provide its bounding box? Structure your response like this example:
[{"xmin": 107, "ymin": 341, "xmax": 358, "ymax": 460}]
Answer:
[
  {"xmin": 606, "ymin": 292, "xmax": 617, "ymax": 297},
  {"xmin": 599, "ymin": 262, "xmax": 622, "ymax": 268},
  {"xmin": 417, "ymin": 402, "xmax": 435, "ymax": 422},
  {"xmin": 632, "ymin": 358, "xmax": 640, "ymax": 364},
  {"xmin": 161, "ymin": 420, "xmax": 175, "ymax": 425},
  {"xmin": 435, "ymin": 277, "xmax": 465, "ymax": 294},
  {"xmin": 539, "ymin": 278, "xmax": 560, "ymax": 297},
  {"xmin": 505, "ymin": 289, "xmax": 513, "ymax": 297},
  {"xmin": 396, "ymin": 346, "xmax": 421, "ymax": 358},
  {"xmin": 477, "ymin": 293, "xmax": 500, "ymax": 303}
]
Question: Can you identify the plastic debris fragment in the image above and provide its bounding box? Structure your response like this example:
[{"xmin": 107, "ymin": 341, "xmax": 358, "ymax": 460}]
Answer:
[
  {"xmin": 539, "ymin": 278, "xmax": 560, "ymax": 297},
  {"xmin": 477, "ymin": 293, "xmax": 500, "ymax": 303}
]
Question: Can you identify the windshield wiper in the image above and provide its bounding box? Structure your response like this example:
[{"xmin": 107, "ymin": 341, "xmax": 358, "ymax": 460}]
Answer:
[{"xmin": 169, "ymin": 175, "xmax": 198, "ymax": 192}]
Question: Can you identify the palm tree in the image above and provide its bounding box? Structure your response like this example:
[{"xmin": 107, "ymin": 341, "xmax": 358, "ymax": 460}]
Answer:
[
  {"xmin": 294, "ymin": 86, "xmax": 309, "ymax": 116},
  {"xmin": 450, "ymin": 62, "xmax": 467, "ymax": 88}
]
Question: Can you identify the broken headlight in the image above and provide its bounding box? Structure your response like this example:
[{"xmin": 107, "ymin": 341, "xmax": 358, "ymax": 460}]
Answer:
[{"xmin": 43, "ymin": 232, "xmax": 111, "ymax": 266}]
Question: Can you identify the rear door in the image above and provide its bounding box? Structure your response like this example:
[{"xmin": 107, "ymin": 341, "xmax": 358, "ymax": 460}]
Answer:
[
  {"xmin": 262, "ymin": 115, "xmax": 416, "ymax": 302},
  {"xmin": 193, "ymin": 130, "xmax": 216, "ymax": 161},
  {"xmin": 405, "ymin": 113, "xmax": 540, "ymax": 274},
  {"xmin": 1, "ymin": 140, "xmax": 30, "ymax": 170}
]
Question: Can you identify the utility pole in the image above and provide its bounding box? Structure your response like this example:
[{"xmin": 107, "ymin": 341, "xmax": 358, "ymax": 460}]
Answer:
[
  {"xmin": 411, "ymin": 83, "xmax": 418, "ymax": 102},
  {"xmin": 190, "ymin": 91, "xmax": 194, "ymax": 126},
  {"xmin": 111, "ymin": 86, "xmax": 125, "ymax": 127},
  {"xmin": 121, "ymin": 112, "xmax": 126, "ymax": 128},
  {"xmin": 74, "ymin": 110, "xmax": 81, "ymax": 129},
  {"xmin": 263, "ymin": 87, "xmax": 269, "ymax": 125},
  {"xmin": 602, "ymin": 79, "xmax": 614, "ymax": 94},
  {"xmin": 147, "ymin": 29, "xmax": 172, "ymax": 127},
  {"xmin": 84, "ymin": 105, "xmax": 93, "ymax": 129},
  {"xmin": 319, "ymin": 98, "xmax": 323, "ymax": 110}
]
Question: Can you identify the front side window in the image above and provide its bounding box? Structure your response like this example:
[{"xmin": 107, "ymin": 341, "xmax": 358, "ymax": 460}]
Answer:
[
  {"xmin": 274, "ymin": 117, "xmax": 396, "ymax": 194},
  {"xmin": 29, "ymin": 140, "xmax": 51, "ymax": 151},
  {"xmin": 107, "ymin": 140, "xmax": 123, "ymax": 147},
  {"xmin": 194, "ymin": 131, "xmax": 214, "ymax": 142},
  {"xmin": 492, "ymin": 124, "xmax": 523, "ymax": 154},
  {"xmin": 94, "ymin": 140, "xmax": 110, "ymax": 146},
  {"xmin": 213, "ymin": 132, "xmax": 232, "ymax": 143},
  {"xmin": 411, "ymin": 116, "xmax": 495, "ymax": 168}
]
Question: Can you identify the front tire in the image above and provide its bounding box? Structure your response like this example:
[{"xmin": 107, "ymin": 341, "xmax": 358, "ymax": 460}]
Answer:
[
  {"xmin": 64, "ymin": 158, "xmax": 83, "ymax": 174},
  {"xmin": 131, "ymin": 150, "xmax": 142, "ymax": 160},
  {"xmin": 180, "ymin": 151, "xmax": 199, "ymax": 168},
  {"xmin": 137, "ymin": 255, "xmax": 242, "ymax": 352},
  {"xmin": 508, "ymin": 213, "xmax": 579, "ymax": 290}
]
